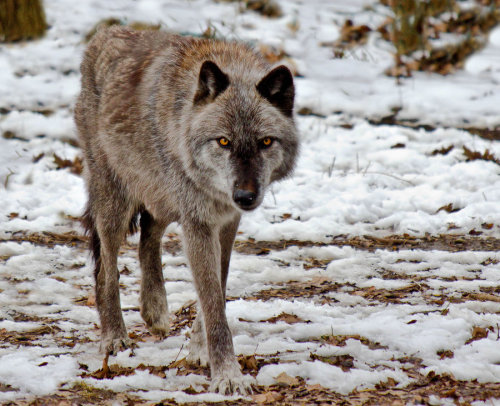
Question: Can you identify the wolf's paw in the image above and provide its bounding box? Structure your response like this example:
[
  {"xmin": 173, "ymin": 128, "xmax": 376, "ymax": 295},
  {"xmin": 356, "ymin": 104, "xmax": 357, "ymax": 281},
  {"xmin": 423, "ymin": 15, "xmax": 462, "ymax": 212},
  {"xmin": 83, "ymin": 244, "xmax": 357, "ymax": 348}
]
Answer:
[
  {"xmin": 211, "ymin": 370, "xmax": 254, "ymax": 396},
  {"xmin": 145, "ymin": 312, "xmax": 171, "ymax": 338},
  {"xmin": 211, "ymin": 361, "xmax": 254, "ymax": 395},
  {"xmin": 186, "ymin": 337, "xmax": 209, "ymax": 366},
  {"xmin": 100, "ymin": 335, "xmax": 131, "ymax": 356},
  {"xmin": 186, "ymin": 314, "xmax": 208, "ymax": 366}
]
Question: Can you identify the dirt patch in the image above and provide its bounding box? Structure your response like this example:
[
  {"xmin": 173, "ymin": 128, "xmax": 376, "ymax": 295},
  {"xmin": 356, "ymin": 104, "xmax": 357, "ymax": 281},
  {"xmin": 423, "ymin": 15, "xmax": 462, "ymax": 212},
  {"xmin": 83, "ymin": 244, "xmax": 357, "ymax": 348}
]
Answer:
[
  {"xmin": 3, "ymin": 231, "xmax": 499, "ymax": 255},
  {"xmin": 0, "ymin": 325, "xmax": 62, "ymax": 347}
]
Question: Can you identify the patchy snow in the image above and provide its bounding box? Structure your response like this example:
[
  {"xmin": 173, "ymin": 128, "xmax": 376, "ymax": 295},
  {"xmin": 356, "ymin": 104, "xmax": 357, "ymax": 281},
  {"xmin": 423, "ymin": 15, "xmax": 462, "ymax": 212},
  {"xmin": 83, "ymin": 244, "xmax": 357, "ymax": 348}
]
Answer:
[{"xmin": 0, "ymin": 0, "xmax": 499, "ymax": 403}]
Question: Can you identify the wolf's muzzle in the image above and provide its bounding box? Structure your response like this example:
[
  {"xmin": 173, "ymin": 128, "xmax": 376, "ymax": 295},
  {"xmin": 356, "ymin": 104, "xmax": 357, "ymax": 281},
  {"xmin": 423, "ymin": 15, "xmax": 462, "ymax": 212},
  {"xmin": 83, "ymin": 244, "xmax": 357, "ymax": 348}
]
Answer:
[{"xmin": 233, "ymin": 189, "xmax": 257, "ymax": 210}]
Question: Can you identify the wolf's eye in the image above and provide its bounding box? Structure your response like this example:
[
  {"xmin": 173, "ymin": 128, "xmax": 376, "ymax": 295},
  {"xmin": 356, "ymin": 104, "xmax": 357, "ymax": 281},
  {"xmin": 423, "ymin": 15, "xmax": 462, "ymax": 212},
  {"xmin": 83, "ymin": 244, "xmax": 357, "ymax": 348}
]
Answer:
[
  {"xmin": 217, "ymin": 137, "xmax": 231, "ymax": 148},
  {"xmin": 260, "ymin": 137, "xmax": 273, "ymax": 148}
]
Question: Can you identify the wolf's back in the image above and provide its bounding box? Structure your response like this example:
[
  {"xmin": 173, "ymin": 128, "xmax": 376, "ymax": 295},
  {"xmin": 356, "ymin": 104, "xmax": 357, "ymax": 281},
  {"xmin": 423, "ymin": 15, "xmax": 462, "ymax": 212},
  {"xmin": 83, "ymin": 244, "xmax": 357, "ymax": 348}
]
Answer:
[{"xmin": 80, "ymin": 26, "xmax": 139, "ymax": 96}]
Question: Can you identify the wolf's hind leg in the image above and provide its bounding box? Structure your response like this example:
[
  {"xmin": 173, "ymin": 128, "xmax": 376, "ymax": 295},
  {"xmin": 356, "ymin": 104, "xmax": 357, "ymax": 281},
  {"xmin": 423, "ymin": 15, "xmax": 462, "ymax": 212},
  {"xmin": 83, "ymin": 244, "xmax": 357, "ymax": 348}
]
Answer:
[
  {"xmin": 90, "ymin": 184, "xmax": 135, "ymax": 355},
  {"xmin": 139, "ymin": 210, "xmax": 170, "ymax": 336}
]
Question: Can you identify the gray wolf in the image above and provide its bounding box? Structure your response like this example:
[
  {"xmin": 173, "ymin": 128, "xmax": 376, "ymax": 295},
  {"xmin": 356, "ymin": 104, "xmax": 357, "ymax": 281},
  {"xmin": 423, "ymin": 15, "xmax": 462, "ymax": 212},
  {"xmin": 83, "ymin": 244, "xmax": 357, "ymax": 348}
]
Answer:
[{"xmin": 74, "ymin": 26, "xmax": 298, "ymax": 394}]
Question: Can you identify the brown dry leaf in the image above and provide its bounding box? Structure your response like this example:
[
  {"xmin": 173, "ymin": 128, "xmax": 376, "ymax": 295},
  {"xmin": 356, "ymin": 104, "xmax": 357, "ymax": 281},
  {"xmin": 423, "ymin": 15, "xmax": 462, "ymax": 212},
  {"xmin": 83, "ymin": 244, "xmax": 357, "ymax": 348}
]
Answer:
[
  {"xmin": 310, "ymin": 353, "xmax": 354, "ymax": 372},
  {"xmin": 128, "ymin": 331, "xmax": 145, "ymax": 342},
  {"xmin": 275, "ymin": 371, "xmax": 299, "ymax": 386},
  {"xmin": 310, "ymin": 276, "xmax": 332, "ymax": 284},
  {"xmin": 468, "ymin": 293, "xmax": 500, "ymax": 303},
  {"xmin": 465, "ymin": 326, "xmax": 489, "ymax": 344},
  {"xmin": 238, "ymin": 355, "xmax": 259, "ymax": 372},
  {"xmin": 376, "ymin": 377, "xmax": 398, "ymax": 390},
  {"xmin": 338, "ymin": 20, "xmax": 372, "ymax": 46},
  {"xmin": 437, "ymin": 203, "xmax": 461, "ymax": 213},
  {"xmin": 53, "ymin": 153, "xmax": 84, "ymax": 175},
  {"xmin": 263, "ymin": 312, "xmax": 305, "ymax": 324},
  {"xmin": 182, "ymin": 385, "xmax": 199, "ymax": 394},
  {"xmin": 481, "ymin": 258, "xmax": 499, "ymax": 266},
  {"xmin": 306, "ymin": 383, "xmax": 324, "ymax": 391},
  {"xmin": 168, "ymin": 357, "xmax": 209, "ymax": 377},
  {"xmin": 432, "ymin": 145, "xmax": 454, "ymax": 155},
  {"xmin": 463, "ymin": 146, "xmax": 500, "ymax": 165},
  {"xmin": 169, "ymin": 357, "xmax": 189, "ymax": 369},
  {"xmin": 321, "ymin": 334, "xmax": 387, "ymax": 350},
  {"xmin": 86, "ymin": 294, "xmax": 96, "ymax": 307},
  {"xmin": 246, "ymin": 0, "xmax": 282, "ymax": 18},
  {"xmin": 252, "ymin": 391, "xmax": 284, "ymax": 404},
  {"xmin": 437, "ymin": 349, "xmax": 454, "ymax": 359}
]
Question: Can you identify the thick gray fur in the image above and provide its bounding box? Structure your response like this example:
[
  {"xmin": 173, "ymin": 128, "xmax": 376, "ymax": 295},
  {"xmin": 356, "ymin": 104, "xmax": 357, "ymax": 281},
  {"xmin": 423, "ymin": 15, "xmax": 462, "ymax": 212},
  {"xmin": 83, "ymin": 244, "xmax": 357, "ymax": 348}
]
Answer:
[{"xmin": 75, "ymin": 26, "xmax": 299, "ymax": 395}]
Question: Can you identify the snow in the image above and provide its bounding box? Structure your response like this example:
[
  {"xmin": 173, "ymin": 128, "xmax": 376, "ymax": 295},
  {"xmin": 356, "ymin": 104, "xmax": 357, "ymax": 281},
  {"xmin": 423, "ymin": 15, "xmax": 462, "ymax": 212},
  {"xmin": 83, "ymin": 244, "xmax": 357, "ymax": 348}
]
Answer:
[{"xmin": 0, "ymin": 0, "xmax": 499, "ymax": 403}]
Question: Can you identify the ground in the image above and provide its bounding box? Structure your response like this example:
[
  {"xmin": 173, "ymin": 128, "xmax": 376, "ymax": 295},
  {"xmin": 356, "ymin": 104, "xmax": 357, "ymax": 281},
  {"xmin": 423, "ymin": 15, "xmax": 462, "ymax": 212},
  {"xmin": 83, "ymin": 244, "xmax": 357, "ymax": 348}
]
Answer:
[{"xmin": 0, "ymin": 0, "xmax": 499, "ymax": 405}]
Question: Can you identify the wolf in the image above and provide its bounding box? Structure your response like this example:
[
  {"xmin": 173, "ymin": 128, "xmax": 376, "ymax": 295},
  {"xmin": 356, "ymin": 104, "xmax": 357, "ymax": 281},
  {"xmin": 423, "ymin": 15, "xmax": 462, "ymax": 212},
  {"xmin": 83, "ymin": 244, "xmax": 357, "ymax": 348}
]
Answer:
[{"xmin": 75, "ymin": 26, "xmax": 298, "ymax": 394}]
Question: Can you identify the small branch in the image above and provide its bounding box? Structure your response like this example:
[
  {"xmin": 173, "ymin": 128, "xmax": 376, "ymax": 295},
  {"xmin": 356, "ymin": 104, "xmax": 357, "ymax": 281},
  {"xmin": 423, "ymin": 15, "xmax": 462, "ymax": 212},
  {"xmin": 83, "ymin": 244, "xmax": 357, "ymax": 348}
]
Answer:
[{"xmin": 364, "ymin": 171, "xmax": 415, "ymax": 185}]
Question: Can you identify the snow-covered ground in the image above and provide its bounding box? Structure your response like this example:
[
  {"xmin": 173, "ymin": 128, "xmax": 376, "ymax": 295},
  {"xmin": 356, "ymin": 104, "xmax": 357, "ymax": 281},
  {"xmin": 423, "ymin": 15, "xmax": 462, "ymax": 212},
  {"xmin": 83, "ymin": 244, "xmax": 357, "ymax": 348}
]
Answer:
[{"xmin": 0, "ymin": 0, "xmax": 499, "ymax": 403}]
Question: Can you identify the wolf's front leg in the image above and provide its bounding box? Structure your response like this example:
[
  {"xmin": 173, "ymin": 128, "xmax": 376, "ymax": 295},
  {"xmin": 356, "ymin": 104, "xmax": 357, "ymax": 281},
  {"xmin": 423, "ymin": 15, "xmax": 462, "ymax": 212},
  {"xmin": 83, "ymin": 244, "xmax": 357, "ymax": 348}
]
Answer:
[{"xmin": 183, "ymin": 220, "xmax": 252, "ymax": 395}]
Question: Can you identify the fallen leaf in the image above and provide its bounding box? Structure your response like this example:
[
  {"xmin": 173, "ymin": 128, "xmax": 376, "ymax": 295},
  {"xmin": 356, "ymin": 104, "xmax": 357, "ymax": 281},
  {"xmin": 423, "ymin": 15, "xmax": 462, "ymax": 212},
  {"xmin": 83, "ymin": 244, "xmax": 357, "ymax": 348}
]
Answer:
[
  {"xmin": 182, "ymin": 385, "xmax": 198, "ymax": 394},
  {"xmin": 310, "ymin": 353, "xmax": 354, "ymax": 372},
  {"xmin": 465, "ymin": 326, "xmax": 488, "ymax": 344},
  {"xmin": 263, "ymin": 312, "xmax": 305, "ymax": 324},
  {"xmin": 275, "ymin": 371, "xmax": 299, "ymax": 386},
  {"xmin": 432, "ymin": 145, "xmax": 454, "ymax": 155},
  {"xmin": 437, "ymin": 349, "xmax": 454, "ymax": 359},
  {"xmin": 306, "ymin": 383, "xmax": 324, "ymax": 390},
  {"xmin": 86, "ymin": 294, "xmax": 96, "ymax": 307},
  {"xmin": 436, "ymin": 203, "xmax": 461, "ymax": 213},
  {"xmin": 238, "ymin": 355, "xmax": 259, "ymax": 372},
  {"xmin": 252, "ymin": 391, "xmax": 283, "ymax": 404}
]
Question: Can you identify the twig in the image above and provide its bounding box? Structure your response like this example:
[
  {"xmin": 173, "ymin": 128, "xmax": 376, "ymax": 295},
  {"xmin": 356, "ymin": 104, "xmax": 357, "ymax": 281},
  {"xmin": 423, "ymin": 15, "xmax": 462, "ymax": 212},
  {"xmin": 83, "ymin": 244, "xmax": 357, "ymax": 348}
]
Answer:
[
  {"xmin": 328, "ymin": 156, "xmax": 336, "ymax": 177},
  {"xmin": 270, "ymin": 187, "xmax": 277, "ymax": 206},
  {"xmin": 363, "ymin": 161, "xmax": 372, "ymax": 176},
  {"xmin": 364, "ymin": 171, "xmax": 415, "ymax": 185},
  {"xmin": 4, "ymin": 168, "xmax": 15, "ymax": 188},
  {"xmin": 102, "ymin": 353, "xmax": 110, "ymax": 378},
  {"xmin": 172, "ymin": 343, "xmax": 184, "ymax": 365}
]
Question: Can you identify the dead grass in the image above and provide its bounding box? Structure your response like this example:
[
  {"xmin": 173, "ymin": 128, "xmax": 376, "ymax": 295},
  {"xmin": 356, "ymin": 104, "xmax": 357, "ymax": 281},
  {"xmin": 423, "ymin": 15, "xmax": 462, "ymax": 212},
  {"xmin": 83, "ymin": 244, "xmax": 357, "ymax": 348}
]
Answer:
[
  {"xmin": 0, "ymin": 0, "xmax": 47, "ymax": 42},
  {"xmin": 2, "ymin": 231, "xmax": 499, "ymax": 254}
]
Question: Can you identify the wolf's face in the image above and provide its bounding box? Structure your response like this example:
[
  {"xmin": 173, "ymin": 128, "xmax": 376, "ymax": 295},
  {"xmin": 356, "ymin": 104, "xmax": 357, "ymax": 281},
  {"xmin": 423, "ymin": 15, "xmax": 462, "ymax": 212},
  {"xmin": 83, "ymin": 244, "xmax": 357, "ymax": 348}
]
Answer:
[{"xmin": 186, "ymin": 61, "xmax": 299, "ymax": 212}]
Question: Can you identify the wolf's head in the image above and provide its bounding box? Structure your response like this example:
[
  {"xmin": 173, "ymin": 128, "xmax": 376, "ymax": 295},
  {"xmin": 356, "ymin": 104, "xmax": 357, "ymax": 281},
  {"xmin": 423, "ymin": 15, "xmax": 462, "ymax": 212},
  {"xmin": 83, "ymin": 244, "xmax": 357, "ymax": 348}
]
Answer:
[{"xmin": 184, "ymin": 59, "xmax": 299, "ymax": 212}]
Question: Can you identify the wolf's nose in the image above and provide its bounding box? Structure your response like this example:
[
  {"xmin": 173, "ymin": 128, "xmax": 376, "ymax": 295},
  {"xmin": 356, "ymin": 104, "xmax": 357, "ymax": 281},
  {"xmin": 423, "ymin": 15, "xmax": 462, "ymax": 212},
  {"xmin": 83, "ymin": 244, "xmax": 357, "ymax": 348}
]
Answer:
[{"xmin": 233, "ymin": 189, "xmax": 257, "ymax": 209}]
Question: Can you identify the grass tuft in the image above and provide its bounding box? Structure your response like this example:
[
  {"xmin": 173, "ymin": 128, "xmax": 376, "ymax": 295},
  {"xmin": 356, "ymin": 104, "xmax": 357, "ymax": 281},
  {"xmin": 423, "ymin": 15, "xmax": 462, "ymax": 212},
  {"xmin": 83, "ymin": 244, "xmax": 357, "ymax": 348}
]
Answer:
[{"xmin": 0, "ymin": 0, "xmax": 47, "ymax": 42}]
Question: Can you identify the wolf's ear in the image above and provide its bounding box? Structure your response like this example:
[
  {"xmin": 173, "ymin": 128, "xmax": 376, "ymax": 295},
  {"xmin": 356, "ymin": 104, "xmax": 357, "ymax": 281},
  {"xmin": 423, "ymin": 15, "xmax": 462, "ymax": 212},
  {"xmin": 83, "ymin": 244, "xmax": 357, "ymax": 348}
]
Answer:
[
  {"xmin": 256, "ymin": 65, "xmax": 294, "ymax": 117},
  {"xmin": 194, "ymin": 61, "xmax": 229, "ymax": 105}
]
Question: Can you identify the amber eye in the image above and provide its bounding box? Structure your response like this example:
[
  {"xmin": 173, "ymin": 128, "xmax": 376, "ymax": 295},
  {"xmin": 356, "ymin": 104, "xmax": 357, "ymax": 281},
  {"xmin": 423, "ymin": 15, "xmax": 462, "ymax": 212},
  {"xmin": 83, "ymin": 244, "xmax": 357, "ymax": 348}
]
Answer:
[
  {"xmin": 218, "ymin": 137, "xmax": 230, "ymax": 148},
  {"xmin": 260, "ymin": 137, "xmax": 273, "ymax": 148}
]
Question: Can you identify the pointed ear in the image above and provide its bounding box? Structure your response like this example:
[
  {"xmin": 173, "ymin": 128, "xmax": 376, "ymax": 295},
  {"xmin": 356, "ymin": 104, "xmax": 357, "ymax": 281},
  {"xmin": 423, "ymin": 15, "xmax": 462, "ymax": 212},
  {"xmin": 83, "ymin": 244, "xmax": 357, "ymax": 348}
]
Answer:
[
  {"xmin": 256, "ymin": 65, "xmax": 294, "ymax": 117},
  {"xmin": 193, "ymin": 61, "xmax": 229, "ymax": 105}
]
